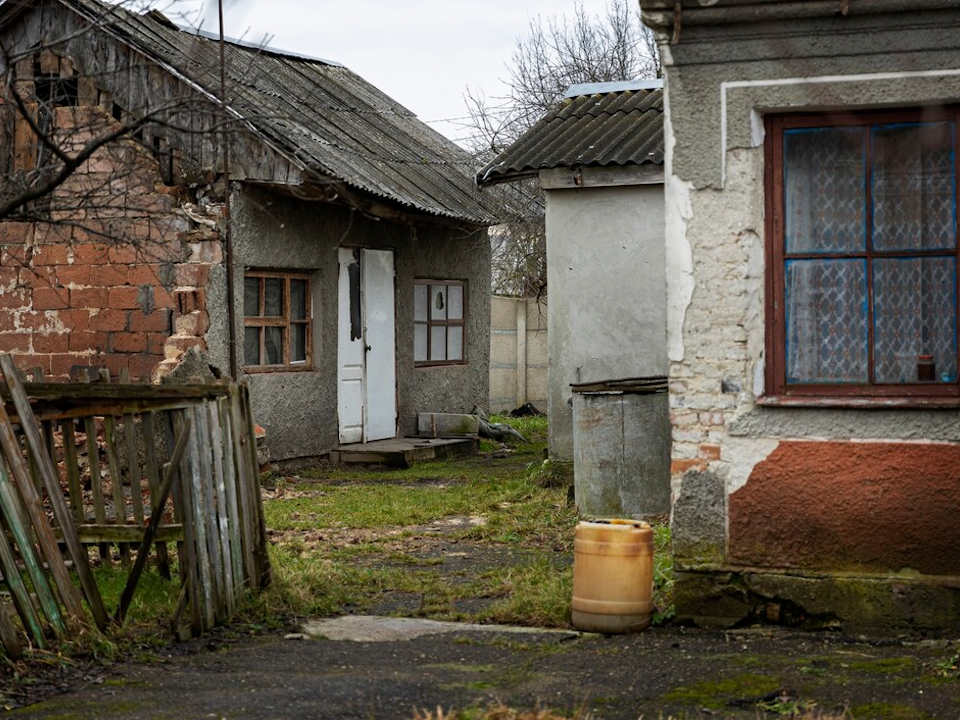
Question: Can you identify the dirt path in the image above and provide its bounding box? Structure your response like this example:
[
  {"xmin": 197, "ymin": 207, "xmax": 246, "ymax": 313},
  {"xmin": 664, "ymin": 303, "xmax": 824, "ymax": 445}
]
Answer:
[{"xmin": 10, "ymin": 620, "xmax": 960, "ymax": 719}]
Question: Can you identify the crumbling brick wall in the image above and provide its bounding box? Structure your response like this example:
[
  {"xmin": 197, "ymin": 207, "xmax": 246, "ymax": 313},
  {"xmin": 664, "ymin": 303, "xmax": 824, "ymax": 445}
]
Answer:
[{"xmin": 0, "ymin": 98, "xmax": 222, "ymax": 381}]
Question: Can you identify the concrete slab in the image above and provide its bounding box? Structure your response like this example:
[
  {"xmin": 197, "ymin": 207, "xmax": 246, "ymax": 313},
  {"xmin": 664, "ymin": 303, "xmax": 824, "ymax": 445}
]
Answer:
[
  {"xmin": 329, "ymin": 437, "xmax": 477, "ymax": 467},
  {"xmin": 302, "ymin": 615, "xmax": 582, "ymax": 642}
]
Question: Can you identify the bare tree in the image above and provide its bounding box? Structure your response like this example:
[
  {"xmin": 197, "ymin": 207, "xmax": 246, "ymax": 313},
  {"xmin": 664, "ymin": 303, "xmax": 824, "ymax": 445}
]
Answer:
[{"xmin": 465, "ymin": 0, "xmax": 660, "ymax": 297}]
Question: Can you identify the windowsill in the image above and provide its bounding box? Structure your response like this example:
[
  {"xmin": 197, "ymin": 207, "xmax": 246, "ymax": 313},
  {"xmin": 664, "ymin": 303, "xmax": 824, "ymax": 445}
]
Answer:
[
  {"xmin": 756, "ymin": 395, "xmax": 960, "ymax": 409},
  {"xmin": 243, "ymin": 365, "xmax": 315, "ymax": 374},
  {"xmin": 414, "ymin": 361, "xmax": 469, "ymax": 369}
]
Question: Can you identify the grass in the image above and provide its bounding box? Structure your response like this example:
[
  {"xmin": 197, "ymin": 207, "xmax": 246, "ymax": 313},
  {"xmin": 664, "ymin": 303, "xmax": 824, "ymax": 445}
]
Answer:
[{"xmin": 252, "ymin": 413, "xmax": 675, "ymax": 630}]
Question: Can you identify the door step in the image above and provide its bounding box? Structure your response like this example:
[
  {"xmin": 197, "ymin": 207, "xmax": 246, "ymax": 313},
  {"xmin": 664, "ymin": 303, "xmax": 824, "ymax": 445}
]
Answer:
[{"xmin": 330, "ymin": 437, "xmax": 478, "ymax": 467}]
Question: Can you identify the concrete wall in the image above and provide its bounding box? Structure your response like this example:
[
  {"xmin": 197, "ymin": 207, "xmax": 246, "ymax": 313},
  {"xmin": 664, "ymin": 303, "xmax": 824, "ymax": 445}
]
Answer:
[
  {"xmin": 653, "ymin": 5, "xmax": 960, "ymax": 630},
  {"xmin": 544, "ymin": 182, "xmax": 668, "ymax": 461},
  {"xmin": 488, "ymin": 295, "xmax": 547, "ymax": 414},
  {"xmin": 206, "ymin": 185, "xmax": 491, "ymax": 461}
]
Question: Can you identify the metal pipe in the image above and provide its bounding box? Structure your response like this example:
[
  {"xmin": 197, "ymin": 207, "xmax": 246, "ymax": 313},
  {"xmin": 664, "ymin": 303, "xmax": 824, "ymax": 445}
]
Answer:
[{"xmin": 219, "ymin": 0, "xmax": 238, "ymax": 379}]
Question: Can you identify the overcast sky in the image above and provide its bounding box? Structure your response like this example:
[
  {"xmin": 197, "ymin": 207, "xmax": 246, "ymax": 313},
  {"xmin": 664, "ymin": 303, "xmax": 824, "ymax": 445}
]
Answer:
[{"xmin": 165, "ymin": 0, "xmax": 618, "ymax": 145}]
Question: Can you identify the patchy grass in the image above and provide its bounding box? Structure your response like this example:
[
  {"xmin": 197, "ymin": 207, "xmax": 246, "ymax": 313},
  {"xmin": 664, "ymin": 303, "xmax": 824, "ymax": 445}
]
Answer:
[{"xmin": 256, "ymin": 414, "xmax": 675, "ymax": 630}]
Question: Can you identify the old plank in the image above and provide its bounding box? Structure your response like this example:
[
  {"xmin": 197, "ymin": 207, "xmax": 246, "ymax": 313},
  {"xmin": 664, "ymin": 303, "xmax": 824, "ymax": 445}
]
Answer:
[
  {"xmin": 115, "ymin": 417, "xmax": 192, "ymax": 626},
  {"xmin": 0, "ymin": 355, "xmax": 106, "ymax": 630},
  {"xmin": 141, "ymin": 413, "xmax": 171, "ymax": 579}
]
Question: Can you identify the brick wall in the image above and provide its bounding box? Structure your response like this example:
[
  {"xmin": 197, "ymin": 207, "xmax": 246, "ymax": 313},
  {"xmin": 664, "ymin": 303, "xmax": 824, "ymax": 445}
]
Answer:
[{"xmin": 0, "ymin": 103, "xmax": 221, "ymax": 381}]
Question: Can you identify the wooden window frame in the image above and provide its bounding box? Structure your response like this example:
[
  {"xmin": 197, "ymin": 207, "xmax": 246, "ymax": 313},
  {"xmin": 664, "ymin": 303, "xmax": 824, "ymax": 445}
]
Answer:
[
  {"xmin": 243, "ymin": 271, "xmax": 312, "ymax": 373},
  {"xmin": 764, "ymin": 107, "xmax": 960, "ymax": 406},
  {"xmin": 414, "ymin": 279, "xmax": 468, "ymax": 367}
]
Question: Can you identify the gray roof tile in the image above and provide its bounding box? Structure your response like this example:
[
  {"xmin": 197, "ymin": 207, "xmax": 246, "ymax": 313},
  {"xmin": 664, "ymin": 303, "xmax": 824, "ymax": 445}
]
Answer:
[{"xmin": 477, "ymin": 86, "xmax": 664, "ymax": 187}]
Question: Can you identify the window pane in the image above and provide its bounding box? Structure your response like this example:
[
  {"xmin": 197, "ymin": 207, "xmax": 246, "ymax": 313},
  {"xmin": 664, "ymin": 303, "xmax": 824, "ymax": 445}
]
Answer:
[
  {"xmin": 243, "ymin": 277, "xmax": 260, "ymax": 317},
  {"xmin": 291, "ymin": 323, "xmax": 307, "ymax": 363},
  {"xmin": 243, "ymin": 327, "xmax": 260, "ymax": 365},
  {"xmin": 447, "ymin": 285, "xmax": 464, "ymax": 320},
  {"xmin": 414, "ymin": 284, "xmax": 428, "ymax": 322},
  {"xmin": 784, "ymin": 127, "xmax": 866, "ymax": 254},
  {"xmin": 430, "ymin": 326, "xmax": 447, "ymax": 361},
  {"xmin": 430, "ymin": 285, "xmax": 447, "ymax": 320},
  {"xmin": 264, "ymin": 326, "xmax": 283, "ymax": 365},
  {"xmin": 785, "ymin": 258, "xmax": 868, "ymax": 383},
  {"xmin": 874, "ymin": 257, "xmax": 958, "ymax": 383},
  {"xmin": 414, "ymin": 323, "xmax": 428, "ymax": 362},
  {"xmin": 447, "ymin": 326, "xmax": 463, "ymax": 361},
  {"xmin": 264, "ymin": 278, "xmax": 283, "ymax": 317},
  {"xmin": 873, "ymin": 122, "xmax": 956, "ymax": 252},
  {"xmin": 290, "ymin": 279, "xmax": 307, "ymax": 321}
]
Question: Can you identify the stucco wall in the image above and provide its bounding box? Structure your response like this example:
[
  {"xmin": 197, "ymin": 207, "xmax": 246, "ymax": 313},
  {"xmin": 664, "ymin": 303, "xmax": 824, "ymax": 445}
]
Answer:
[
  {"xmin": 657, "ymin": 7, "xmax": 960, "ymax": 629},
  {"xmin": 206, "ymin": 186, "xmax": 490, "ymax": 461},
  {"xmin": 544, "ymin": 183, "xmax": 667, "ymax": 461}
]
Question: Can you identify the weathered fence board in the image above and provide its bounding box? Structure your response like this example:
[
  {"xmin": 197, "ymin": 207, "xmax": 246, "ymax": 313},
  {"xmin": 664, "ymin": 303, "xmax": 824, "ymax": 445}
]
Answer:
[{"xmin": 0, "ymin": 355, "xmax": 271, "ymax": 657}]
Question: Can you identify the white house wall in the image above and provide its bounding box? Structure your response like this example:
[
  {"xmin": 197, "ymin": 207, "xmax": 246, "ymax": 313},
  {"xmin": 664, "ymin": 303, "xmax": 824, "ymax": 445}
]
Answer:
[{"xmin": 544, "ymin": 183, "xmax": 667, "ymax": 461}]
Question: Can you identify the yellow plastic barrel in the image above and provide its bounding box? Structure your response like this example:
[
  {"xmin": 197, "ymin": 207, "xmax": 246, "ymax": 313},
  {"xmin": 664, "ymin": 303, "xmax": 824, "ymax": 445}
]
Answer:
[{"xmin": 571, "ymin": 519, "xmax": 653, "ymax": 633}]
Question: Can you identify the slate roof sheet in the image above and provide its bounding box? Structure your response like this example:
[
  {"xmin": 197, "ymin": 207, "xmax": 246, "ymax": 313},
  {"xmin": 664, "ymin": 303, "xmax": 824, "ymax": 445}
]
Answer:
[
  {"xmin": 8, "ymin": 0, "xmax": 498, "ymax": 225},
  {"xmin": 477, "ymin": 85, "xmax": 664, "ymax": 187}
]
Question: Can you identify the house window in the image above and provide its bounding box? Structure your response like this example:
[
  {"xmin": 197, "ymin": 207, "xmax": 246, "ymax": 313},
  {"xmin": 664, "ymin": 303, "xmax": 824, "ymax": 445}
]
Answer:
[
  {"xmin": 766, "ymin": 110, "xmax": 959, "ymax": 400},
  {"xmin": 414, "ymin": 280, "xmax": 466, "ymax": 365},
  {"xmin": 243, "ymin": 272, "xmax": 311, "ymax": 370}
]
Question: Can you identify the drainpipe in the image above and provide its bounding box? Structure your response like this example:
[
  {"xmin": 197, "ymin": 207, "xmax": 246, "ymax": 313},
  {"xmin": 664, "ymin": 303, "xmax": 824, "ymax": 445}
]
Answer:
[{"xmin": 218, "ymin": 0, "xmax": 238, "ymax": 379}]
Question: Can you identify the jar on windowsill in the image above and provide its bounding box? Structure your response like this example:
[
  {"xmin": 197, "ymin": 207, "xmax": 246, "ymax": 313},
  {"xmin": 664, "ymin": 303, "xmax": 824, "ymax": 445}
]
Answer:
[{"xmin": 917, "ymin": 355, "xmax": 936, "ymax": 382}]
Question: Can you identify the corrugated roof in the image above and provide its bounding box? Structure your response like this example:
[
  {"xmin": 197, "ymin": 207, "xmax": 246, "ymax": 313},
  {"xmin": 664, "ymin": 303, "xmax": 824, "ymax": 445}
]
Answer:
[
  {"xmin": 10, "ymin": 0, "xmax": 498, "ymax": 225},
  {"xmin": 476, "ymin": 85, "xmax": 664, "ymax": 187}
]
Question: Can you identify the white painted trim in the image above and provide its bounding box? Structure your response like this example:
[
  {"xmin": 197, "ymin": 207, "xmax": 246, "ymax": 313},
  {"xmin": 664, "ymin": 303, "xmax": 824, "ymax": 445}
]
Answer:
[{"xmin": 719, "ymin": 67, "xmax": 960, "ymax": 185}]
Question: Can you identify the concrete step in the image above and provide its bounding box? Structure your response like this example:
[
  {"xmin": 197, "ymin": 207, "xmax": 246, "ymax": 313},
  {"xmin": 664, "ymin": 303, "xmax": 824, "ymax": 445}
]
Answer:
[{"xmin": 330, "ymin": 437, "xmax": 478, "ymax": 467}]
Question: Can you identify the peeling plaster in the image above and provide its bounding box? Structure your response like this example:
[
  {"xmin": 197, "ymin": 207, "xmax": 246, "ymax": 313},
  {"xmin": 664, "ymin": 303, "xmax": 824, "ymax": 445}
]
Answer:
[
  {"xmin": 664, "ymin": 96, "xmax": 695, "ymax": 363},
  {"xmin": 724, "ymin": 436, "xmax": 780, "ymax": 494}
]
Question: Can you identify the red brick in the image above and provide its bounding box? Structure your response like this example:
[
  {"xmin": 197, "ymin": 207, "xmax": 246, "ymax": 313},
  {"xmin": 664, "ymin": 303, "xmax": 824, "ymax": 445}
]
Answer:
[
  {"xmin": 126, "ymin": 264, "xmax": 172, "ymax": 287},
  {"xmin": 174, "ymin": 288, "xmax": 206, "ymax": 314},
  {"xmin": 110, "ymin": 331, "xmax": 147, "ymax": 353},
  {"xmin": 0, "ymin": 333, "xmax": 29, "ymax": 352},
  {"xmin": 0, "ymin": 310, "xmax": 16, "ymax": 331},
  {"xmin": 107, "ymin": 285, "xmax": 142, "ymax": 309},
  {"xmin": 21, "ymin": 266, "xmax": 56, "ymax": 288},
  {"xmin": 32, "ymin": 332, "xmax": 69, "ymax": 353},
  {"xmin": 58, "ymin": 308, "xmax": 93, "ymax": 332},
  {"xmin": 698, "ymin": 445, "xmax": 722, "ymax": 461},
  {"xmin": 100, "ymin": 354, "xmax": 129, "ymax": 379},
  {"xmin": 127, "ymin": 353, "xmax": 163, "ymax": 382},
  {"xmin": 153, "ymin": 286, "xmax": 175, "ymax": 310},
  {"xmin": 0, "ymin": 267, "xmax": 17, "ymax": 286},
  {"xmin": 129, "ymin": 309, "xmax": 170, "ymax": 333},
  {"xmin": 146, "ymin": 332, "xmax": 169, "ymax": 354},
  {"xmin": 0, "ymin": 222, "xmax": 34, "ymax": 245},
  {"xmin": 69, "ymin": 287, "xmax": 109, "ymax": 309},
  {"xmin": 174, "ymin": 263, "xmax": 210, "ymax": 287},
  {"xmin": 2, "ymin": 245, "xmax": 29, "ymax": 265},
  {"xmin": 671, "ymin": 458, "xmax": 707, "ymax": 475},
  {"xmin": 49, "ymin": 353, "xmax": 85, "ymax": 379},
  {"xmin": 32, "ymin": 244, "xmax": 71, "ymax": 266},
  {"xmin": 33, "ymin": 286, "xmax": 70, "ymax": 310},
  {"xmin": 33, "ymin": 223, "xmax": 72, "ymax": 245},
  {"xmin": 71, "ymin": 243, "xmax": 109, "ymax": 265},
  {"xmin": 105, "ymin": 244, "xmax": 141, "ymax": 264},
  {"xmin": 16, "ymin": 311, "xmax": 59, "ymax": 332},
  {"xmin": 20, "ymin": 353, "xmax": 52, "ymax": 376},
  {"xmin": 90, "ymin": 309, "xmax": 128, "ymax": 332},
  {"xmin": 0, "ymin": 290, "xmax": 29, "ymax": 310},
  {"xmin": 89, "ymin": 264, "xmax": 130, "ymax": 286},
  {"xmin": 55, "ymin": 265, "xmax": 93, "ymax": 287},
  {"xmin": 69, "ymin": 330, "xmax": 107, "ymax": 352}
]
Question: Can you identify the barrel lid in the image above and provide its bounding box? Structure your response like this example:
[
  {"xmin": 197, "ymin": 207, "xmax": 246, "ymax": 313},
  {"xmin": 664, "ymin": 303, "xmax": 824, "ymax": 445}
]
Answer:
[
  {"xmin": 570, "ymin": 376, "xmax": 667, "ymax": 394},
  {"xmin": 579, "ymin": 518, "xmax": 651, "ymax": 530}
]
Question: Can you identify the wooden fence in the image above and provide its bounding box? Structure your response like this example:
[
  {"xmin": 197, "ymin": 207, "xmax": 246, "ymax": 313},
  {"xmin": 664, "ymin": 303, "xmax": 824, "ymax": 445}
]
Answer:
[{"xmin": 0, "ymin": 355, "xmax": 270, "ymax": 658}]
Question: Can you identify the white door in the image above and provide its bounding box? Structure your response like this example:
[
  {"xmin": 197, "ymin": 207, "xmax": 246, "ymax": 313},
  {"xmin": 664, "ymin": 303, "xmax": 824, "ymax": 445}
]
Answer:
[{"xmin": 337, "ymin": 248, "xmax": 397, "ymax": 443}]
